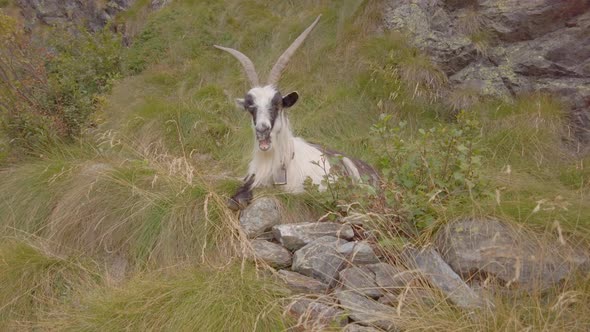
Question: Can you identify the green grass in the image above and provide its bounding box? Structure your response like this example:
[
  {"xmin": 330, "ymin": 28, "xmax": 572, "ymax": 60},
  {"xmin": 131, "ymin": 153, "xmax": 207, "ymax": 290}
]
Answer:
[
  {"xmin": 0, "ymin": 0, "xmax": 589, "ymax": 330},
  {"xmin": 0, "ymin": 239, "xmax": 102, "ymax": 330},
  {"xmin": 43, "ymin": 264, "xmax": 288, "ymax": 331}
]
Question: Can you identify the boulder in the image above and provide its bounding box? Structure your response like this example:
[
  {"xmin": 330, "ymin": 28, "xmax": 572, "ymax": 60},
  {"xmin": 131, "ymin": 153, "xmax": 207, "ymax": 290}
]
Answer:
[
  {"xmin": 366, "ymin": 263, "xmax": 415, "ymax": 295},
  {"xmin": 273, "ymin": 222, "xmax": 354, "ymax": 251},
  {"xmin": 277, "ymin": 270, "xmax": 328, "ymax": 294},
  {"xmin": 335, "ymin": 290, "xmax": 399, "ymax": 331},
  {"xmin": 240, "ymin": 197, "xmax": 281, "ymax": 239},
  {"xmin": 286, "ymin": 298, "xmax": 348, "ymax": 330},
  {"xmin": 250, "ymin": 240, "xmax": 291, "ymax": 268},
  {"xmin": 292, "ymin": 236, "xmax": 349, "ymax": 285},
  {"xmin": 435, "ymin": 218, "xmax": 590, "ymax": 291},
  {"xmin": 403, "ymin": 246, "xmax": 486, "ymax": 309},
  {"xmin": 338, "ymin": 241, "xmax": 380, "ymax": 265},
  {"xmin": 339, "ymin": 266, "xmax": 382, "ymax": 299}
]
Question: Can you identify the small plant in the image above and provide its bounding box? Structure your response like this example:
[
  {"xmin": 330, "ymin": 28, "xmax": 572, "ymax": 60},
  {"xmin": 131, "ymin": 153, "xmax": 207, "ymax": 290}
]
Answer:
[{"xmin": 371, "ymin": 111, "xmax": 490, "ymax": 230}]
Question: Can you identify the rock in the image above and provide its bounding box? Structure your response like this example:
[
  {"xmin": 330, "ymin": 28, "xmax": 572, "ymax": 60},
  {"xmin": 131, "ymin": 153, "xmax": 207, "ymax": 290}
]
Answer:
[
  {"xmin": 240, "ymin": 197, "xmax": 281, "ymax": 239},
  {"xmin": 339, "ymin": 266, "xmax": 382, "ymax": 299},
  {"xmin": 335, "ymin": 290, "xmax": 399, "ymax": 331},
  {"xmin": 403, "ymin": 246, "xmax": 486, "ymax": 309},
  {"xmin": 378, "ymin": 293, "xmax": 398, "ymax": 306},
  {"xmin": 343, "ymin": 323, "xmax": 384, "ymax": 332},
  {"xmin": 384, "ymin": 0, "xmax": 476, "ymax": 74},
  {"xmin": 273, "ymin": 222, "xmax": 354, "ymax": 251},
  {"xmin": 292, "ymin": 236, "xmax": 349, "ymax": 285},
  {"xmin": 338, "ymin": 241, "xmax": 380, "ymax": 265},
  {"xmin": 366, "ymin": 263, "xmax": 415, "ymax": 295},
  {"xmin": 150, "ymin": 0, "xmax": 171, "ymax": 9},
  {"xmin": 16, "ymin": 0, "xmax": 136, "ymax": 32},
  {"xmin": 435, "ymin": 218, "xmax": 590, "ymax": 291},
  {"xmin": 478, "ymin": 0, "xmax": 590, "ymax": 42},
  {"xmin": 277, "ymin": 270, "xmax": 328, "ymax": 294},
  {"xmin": 250, "ymin": 240, "xmax": 291, "ymax": 268},
  {"xmin": 384, "ymin": 0, "xmax": 590, "ymax": 150},
  {"xmin": 287, "ymin": 298, "xmax": 348, "ymax": 330}
]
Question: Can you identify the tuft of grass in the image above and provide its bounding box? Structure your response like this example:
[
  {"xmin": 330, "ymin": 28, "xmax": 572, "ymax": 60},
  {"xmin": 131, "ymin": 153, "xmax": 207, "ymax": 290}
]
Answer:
[
  {"xmin": 0, "ymin": 239, "xmax": 102, "ymax": 330},
  {"xmin": 44, "ymin": 264, "xmax": 289, "ymax": 331}
]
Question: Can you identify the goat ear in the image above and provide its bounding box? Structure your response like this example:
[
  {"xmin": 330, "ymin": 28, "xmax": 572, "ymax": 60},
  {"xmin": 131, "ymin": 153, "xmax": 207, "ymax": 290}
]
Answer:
[
  {"xmin": 282, "ymin": 91, "xmax": 299, "ymax": 108},
  {"xmin": 235, "ymin": 98, "xmax": 246, "ymax": 109}
]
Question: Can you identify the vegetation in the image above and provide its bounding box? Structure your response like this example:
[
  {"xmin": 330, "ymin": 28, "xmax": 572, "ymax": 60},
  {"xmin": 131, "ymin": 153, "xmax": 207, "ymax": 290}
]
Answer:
[{"xmin": 0, "ymin": 1, "xmax": 588, "ymax": 331}]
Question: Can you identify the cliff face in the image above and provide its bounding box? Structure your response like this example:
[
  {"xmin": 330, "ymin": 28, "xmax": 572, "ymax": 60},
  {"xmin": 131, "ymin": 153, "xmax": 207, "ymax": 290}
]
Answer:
[
  {"xmin": 384, "ymin": 0, "xmax": 590, "ymax": 152},
  {"xmin": 15, "ymin": 0, "xmax": 136, "ymax": 31}
]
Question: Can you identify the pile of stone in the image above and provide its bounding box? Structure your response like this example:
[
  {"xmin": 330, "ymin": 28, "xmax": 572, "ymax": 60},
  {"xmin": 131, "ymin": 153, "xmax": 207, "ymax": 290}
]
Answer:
[{"xmin": 240, "ymin": 198, "xmax": 589, "ymax": 331}]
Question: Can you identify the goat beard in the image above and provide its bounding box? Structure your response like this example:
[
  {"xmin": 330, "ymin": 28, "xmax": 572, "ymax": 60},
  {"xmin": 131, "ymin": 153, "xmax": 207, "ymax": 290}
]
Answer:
[{"xmin": 258, "ymin": 137, "xmax": 271, "ymax": 151}]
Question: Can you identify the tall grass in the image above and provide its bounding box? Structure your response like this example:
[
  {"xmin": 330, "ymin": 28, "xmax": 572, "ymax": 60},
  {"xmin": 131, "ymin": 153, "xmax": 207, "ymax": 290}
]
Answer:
[
  {"xmin": 0, "ymin": 239, "xmax": 102, "ymax": 330},
  {"xmin": 44, "ymin": 264, "xmax": 288, "ymax": 331}
]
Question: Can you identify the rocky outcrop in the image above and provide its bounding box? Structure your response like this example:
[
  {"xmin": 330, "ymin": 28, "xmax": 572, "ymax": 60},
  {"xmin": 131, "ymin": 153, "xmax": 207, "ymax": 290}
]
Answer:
[
  {"xmin": 15, "ymin": 0, "xmax": 172, "ymax": 32},
  {"xmin": 435, "ymin": 218, "xmax": 590, "ymax": 291},
  {"xmin": 16, "ymin": 0, "xmax": 135, "ymax": 31},
  {"xmin": 250, "ymin": 240, "xmax": 291, "ymax": 268},
  {"xmin": 384, "ymin": 0, "xmax": 590, "ymax": 151}
]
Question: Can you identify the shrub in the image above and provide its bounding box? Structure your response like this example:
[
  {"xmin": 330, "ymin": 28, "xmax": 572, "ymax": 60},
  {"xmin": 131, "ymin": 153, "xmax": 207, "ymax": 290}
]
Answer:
[
  {"xmin": 371, "ymin": 111, "xmax": 490, "ymax": 230},
  {"xmin": 0, "ymin": 12, "xmax": 123, "ymax": 152}
]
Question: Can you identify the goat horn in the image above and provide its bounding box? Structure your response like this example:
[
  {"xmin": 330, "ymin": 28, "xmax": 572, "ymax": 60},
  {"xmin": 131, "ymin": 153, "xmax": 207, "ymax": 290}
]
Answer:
[
  {"xmin": 267, "ymin": 15, "xmax": 321, "ymax": 86},
  {"xmin": 214, "ymin": 45, "xmax": 260, "ymax": 87}
]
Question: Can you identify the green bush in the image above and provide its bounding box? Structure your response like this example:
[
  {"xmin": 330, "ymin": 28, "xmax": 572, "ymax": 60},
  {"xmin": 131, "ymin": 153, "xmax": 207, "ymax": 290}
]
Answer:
[
  {"xmin": 0, "ymin": 15, "xmax": 123, "ymax": 152},
  {"xmin": 371, "ymin": 112, "xmax": 490, "ymax": 230}
]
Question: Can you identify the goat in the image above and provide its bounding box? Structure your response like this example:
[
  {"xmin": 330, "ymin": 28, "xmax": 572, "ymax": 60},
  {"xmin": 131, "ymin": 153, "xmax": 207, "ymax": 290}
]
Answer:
[{"xmin": 215, "ymin": 16, "xmax": 379, "ymax": 210}]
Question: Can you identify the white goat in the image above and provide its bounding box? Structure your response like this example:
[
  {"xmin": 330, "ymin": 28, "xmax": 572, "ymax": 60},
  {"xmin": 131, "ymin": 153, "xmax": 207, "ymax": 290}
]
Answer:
[{"xmin": 215, "ymin": 16, "xmax": 379, "ymax": 210}]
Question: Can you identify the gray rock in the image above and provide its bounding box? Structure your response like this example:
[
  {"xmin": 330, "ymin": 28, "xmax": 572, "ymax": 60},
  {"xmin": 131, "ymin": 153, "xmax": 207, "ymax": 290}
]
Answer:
[
  {"xmin": 16, "ymin": 0, "xmax": 135, "ymax": 31},
  {"xmin": 339, "ymin": 241, "xmax": 380, "ymax": 265},
  {"xmin": 336, "ymin": 290, "xmax": 399, "ymax": 331},
  {"xmin": 292, "ymin": 236, "xmax": 349, "ymax": 285},
  {"xmin": 366, "ymin": 263, "xmax": 415, "ymax": 295},
  {"xmin": 250, "ymin": 240, "xmax": 291, "ymax": 268},
  {"xmin": 240, "ymin": 197, "xmax": 281, "ymax": 239},
  {"xmin": 403, "ymin": 246, "xmax": 486, "ymax": 309},
  {"xmin": 378, "ymin": 293, "xmax": 398, "ymax": 306},
  {"xmin": 339, "ymin": 266, "xmax": 382, "ymax": 299},
  {"xmin": 435, "ymin": 218, "xmax": 590, "ymax": 291},
  {"xmin": 277, "ymin": 270, "xmax": 328, "ymax": 294},
  {"xmin": 273, "ymin": 222, "xmax": 354, "ymax": 251},
  {"xmin": 383, "ymin": 0, "xmax": 590, "ymax": 150},
  {"xmin": 287, "ymin": 298, "xmax": 348, "ymax": 330},
  {"xmin": 384, "ymin": 0, "xmax": 476, "ymax": 74},
  {"xmin": 478, "ymin": 0, "xmax": 590, "ymax": 42},
  {"xmin": 343, "ymin": 323, "xmax": 384, "ymax": 332}
]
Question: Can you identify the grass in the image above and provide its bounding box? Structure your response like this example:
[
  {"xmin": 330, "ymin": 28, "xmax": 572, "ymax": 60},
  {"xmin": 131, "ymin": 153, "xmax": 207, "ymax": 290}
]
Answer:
[
  {"xmin": 42, "ymin": 263, "xmax": 288, "ymax": 331},
  {"xmin": 0, "ymin": 0, "xmax": 589, "ymax": 330},
  {"xmin": 0, "ymin": 239, "xmax": 102, "ymax": 330}
]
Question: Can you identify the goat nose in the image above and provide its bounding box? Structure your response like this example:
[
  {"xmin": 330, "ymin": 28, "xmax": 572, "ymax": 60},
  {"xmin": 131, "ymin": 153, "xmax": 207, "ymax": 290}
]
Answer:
[{"xmin": 256, "ymin": 123, "xmax": 270, "ymax": 133}]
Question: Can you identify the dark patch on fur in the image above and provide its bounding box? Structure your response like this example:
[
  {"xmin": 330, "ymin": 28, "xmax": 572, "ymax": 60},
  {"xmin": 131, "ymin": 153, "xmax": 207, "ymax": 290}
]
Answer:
[
  {"xmin": 309, "ymin": 143, "xmax": 381, "ymax": 187},
  {"xmin": 270, "ymin": 91, "xmax": 282, "ymax": 128},
  {"xmin": 228, "ymin": 174, "xmax": 255, "ymax": 211},
  {"xmin": 244, "ymin": 93, "xmax": 257, "ymax": 124}
]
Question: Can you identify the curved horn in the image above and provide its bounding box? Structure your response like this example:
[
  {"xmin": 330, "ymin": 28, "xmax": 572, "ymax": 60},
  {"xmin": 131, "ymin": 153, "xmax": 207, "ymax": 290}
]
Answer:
[
  {"xmin": 214, "ymin": 45, "xmax": 260, "ymax": 87},
  {"xmin": 267, "ymin": 15, "xmax": 321, "ymax": 86}
]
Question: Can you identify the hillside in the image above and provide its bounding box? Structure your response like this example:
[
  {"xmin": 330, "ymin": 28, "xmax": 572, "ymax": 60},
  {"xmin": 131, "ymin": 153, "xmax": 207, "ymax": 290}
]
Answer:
[{"xmin": 0, "ymin": 0, "xmax": 589, "ymax": 331}]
